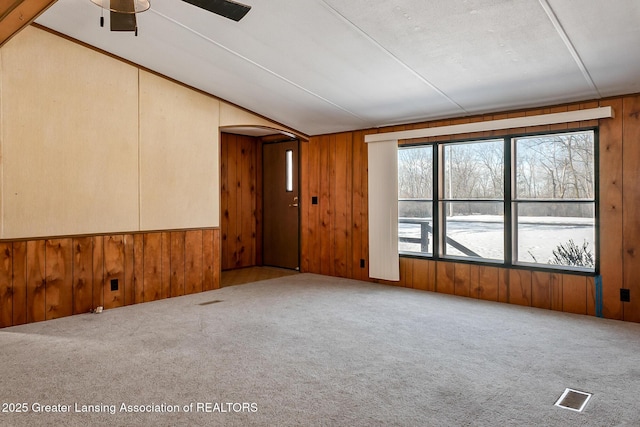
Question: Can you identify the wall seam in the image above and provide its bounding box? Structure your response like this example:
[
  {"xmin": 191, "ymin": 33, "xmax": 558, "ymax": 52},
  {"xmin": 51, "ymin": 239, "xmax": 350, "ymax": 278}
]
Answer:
[
  {"xmin": 137, "ymin": 69, "xmax": 142, "ymax": 232},
  {"xmin": 0, "ymin": 48, "xmax": 4, "ymax": 239}
]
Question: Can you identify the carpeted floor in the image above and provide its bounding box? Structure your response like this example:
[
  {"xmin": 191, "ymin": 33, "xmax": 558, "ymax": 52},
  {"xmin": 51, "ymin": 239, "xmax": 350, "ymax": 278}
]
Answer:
[{"xmin": 1, "ymin": 273, "xmax": 639, "ymax": 426}]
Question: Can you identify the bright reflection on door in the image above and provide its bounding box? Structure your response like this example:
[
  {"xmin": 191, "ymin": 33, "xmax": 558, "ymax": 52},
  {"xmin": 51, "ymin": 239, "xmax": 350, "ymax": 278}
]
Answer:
[{"xmin": 286, "ymin": 149, "xmax": 293, "ymax": 192}]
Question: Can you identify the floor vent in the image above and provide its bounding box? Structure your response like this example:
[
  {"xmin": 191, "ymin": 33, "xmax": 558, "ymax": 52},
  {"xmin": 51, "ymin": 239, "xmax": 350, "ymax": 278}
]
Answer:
[
  {"xmin": 555, "ymin": 388, "xmax": 592, "ymax": 412},
  {"xmin": 199, "ymin": 300, "xmax": 223, "ymax": 306}
]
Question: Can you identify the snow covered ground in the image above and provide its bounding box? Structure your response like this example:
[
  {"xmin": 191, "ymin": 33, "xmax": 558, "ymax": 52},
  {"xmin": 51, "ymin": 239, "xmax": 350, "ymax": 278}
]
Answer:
[{"xmin": 398, "ymin": 215, "xmax": 594, "ymax": 266}]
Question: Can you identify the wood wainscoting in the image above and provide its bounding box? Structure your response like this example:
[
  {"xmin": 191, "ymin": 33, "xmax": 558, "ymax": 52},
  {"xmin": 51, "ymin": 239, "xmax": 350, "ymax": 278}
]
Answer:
[
  {"xmin": 0, "ymin": 228, "xmax": 220, "ymax": 328},
  {"xmin": 390, "ymin": 259, "xmax": 596, "ymax": 316}
]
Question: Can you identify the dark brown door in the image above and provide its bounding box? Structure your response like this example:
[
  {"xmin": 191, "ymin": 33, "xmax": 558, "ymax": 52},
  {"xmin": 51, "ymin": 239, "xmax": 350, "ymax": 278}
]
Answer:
[{"xmin": 263, "ymin": 140, "xmax": 299, "ymax": 269}]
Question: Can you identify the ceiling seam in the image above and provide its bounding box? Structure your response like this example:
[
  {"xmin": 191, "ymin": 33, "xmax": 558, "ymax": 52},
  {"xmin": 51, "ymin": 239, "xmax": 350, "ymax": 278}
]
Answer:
[
  {"xmin": 318, "ymin": 0, "xmax": 468, "ymax": 115},
  {"xmin": 150, "ymin": 9, "xmax": 371, "ymax": 125},
  {"xmin": 538, "ymin": 0, "xmax": 601, "ymax": 99}
]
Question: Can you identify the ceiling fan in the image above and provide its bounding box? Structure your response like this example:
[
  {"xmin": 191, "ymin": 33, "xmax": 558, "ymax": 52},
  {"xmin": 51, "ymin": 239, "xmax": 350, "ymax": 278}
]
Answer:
[{"xmin": 90, "ymin": 0, "xmax": 251, "ymax": 35}]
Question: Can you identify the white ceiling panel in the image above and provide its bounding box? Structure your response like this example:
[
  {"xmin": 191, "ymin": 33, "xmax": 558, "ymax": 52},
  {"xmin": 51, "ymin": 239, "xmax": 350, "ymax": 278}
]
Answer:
[
  {"xmin": 33, "ymin": 0, "xmax": 640, "ymax": 135},
  {"xmin": 548, "ymin": 0, "xmax": 640, "ymax": 97}
]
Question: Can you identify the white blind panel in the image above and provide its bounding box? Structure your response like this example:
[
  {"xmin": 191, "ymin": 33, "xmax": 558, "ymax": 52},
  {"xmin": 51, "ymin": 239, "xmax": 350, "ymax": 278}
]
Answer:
[{"xmin": 367, "ymin": 139, "xmax": 399, "ymax": 281}]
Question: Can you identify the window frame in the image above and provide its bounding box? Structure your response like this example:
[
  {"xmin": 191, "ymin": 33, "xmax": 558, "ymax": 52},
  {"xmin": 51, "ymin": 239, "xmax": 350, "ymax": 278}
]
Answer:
[{"xmin": 398, "ymin": 127, "xmax": 599, "ymax": 275}]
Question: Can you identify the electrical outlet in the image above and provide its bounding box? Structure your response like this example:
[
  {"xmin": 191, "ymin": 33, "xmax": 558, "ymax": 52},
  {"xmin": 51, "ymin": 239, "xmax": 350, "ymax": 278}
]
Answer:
[
  {"xmin": 111, "ymin": 279, "xmax": 119, "ymax": 292},
  {"xmin": 620, "ymin": 288, "xmax": 630, "ymax": 302},
  {"xmin": 360, "ymin": 259, "xmax": 365, "ymax": 268},
  {"xmin": 312, "ymin": 196, "xmax": 318, "ymax": 205}
]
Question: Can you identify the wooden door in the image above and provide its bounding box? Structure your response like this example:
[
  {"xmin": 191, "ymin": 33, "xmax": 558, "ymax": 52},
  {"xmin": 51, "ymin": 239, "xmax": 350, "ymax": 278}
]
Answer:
[{"xmin": 263, "ymin": 140, "xmax": 299, "ymax": 270}]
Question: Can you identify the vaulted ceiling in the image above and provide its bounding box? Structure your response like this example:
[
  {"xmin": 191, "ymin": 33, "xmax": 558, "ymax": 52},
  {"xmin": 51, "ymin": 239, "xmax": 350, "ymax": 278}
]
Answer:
[{"xmin": 27, "ymin": 0, "xmax": 640, "ymax": 135}]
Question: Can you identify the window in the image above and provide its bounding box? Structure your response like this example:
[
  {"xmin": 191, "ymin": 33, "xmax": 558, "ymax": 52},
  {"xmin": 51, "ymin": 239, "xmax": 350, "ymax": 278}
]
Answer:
[
  {"xmin": 397, "ymin": 129, "xmax": 596, "ymax": 272},
  {"xmin": 398, "ymin": 145, "xmax": 433, "ymax": 254},
  {"xmin": 514, "ymin": 131, "xmax": 595, "ymax": 270},
  {"xmin": 442, "ymin": 139, "xmax": 504, "ymax": 261}
]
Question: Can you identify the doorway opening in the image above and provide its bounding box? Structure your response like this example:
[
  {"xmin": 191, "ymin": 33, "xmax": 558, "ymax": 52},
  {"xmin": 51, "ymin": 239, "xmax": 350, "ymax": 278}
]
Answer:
[{"xmin": 220, "ymin": 130, "xmax": 300, "ymax": 276}]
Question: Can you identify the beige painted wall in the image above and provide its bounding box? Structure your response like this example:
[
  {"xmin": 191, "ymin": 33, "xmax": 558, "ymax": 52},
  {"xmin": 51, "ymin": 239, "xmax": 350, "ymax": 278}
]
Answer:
[
  {"xmin": 139, "ymin": 71, "xmax": 220, "ymax": 230},
  {"xmin": 0, "ymin": 26, "xmax": 139, "ymax": 238},
  {"xmin": 0, "ymin": 26, "xmax": 293, "ymax": 239}
]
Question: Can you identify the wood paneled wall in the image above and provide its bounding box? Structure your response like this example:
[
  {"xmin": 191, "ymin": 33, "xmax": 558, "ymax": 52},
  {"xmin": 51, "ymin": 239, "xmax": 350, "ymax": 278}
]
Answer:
[
  {"xmin": 220, "ymin": 133, "xmax": 262, "ymax": 270},
  {"xmin": 0, "ymin": 228, "xmax": 220, "ymax": 328},
  {"xmin": 301, "ymin": 93, "xmax": 640, "ymax": 322}
]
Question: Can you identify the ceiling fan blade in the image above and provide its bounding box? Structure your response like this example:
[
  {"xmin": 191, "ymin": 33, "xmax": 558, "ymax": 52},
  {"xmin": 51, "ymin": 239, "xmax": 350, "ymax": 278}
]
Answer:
[
  {"xmin": 181, "ymin": 0, "xmax": 251, "ymax": 22},
  {"xmin": 111, "ymin": 12, "xmax": 137, "ymax": 31},
  {"xmin": 110, "ymin": 0, "xmax": 137, "ymax": 32}
]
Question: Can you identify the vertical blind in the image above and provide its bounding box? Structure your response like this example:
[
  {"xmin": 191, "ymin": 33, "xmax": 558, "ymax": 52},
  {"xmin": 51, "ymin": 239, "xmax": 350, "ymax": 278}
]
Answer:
[{"xmin": 367, "ymin": 139, "xmax": 399, "ymax": 281}]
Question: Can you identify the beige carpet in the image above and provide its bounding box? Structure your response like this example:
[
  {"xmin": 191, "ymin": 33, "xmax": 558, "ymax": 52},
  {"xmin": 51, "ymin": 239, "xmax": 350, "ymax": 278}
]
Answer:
[{"xmin": 1, "ymin": 273, "xmax": 639, "ymax": 426}]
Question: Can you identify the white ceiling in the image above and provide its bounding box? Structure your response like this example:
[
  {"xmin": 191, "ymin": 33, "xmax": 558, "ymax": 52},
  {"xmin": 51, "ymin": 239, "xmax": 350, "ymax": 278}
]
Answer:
[{"xmin": 35, "ymin": 0, "xmax": 640, "ymax": 136}]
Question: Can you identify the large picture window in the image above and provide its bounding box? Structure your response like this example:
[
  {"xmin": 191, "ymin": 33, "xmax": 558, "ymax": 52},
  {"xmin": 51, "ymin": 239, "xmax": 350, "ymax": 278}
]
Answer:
[{"xmin": 398, "ymin": 129, "xmax": 597, "ymax": 273}]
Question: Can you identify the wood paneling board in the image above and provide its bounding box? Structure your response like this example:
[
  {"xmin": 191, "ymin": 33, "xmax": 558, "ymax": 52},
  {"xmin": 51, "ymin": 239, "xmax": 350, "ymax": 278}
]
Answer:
[
  {"xmin": 92, "ymin": 236, "xmax": 104, "ymax": 309},
  {"xmin": 220, "ymin": 135, "xmax": 230, "ymax": 269},
  {"xmin": 498, "ymin": 268, "xmax": 509, "ymax": 304},
  {"xmin": 0, "ymin": 243, "xmax": 13, "ymax": 327},
  {"xmin": 531, "ymin": 271, "xmax": 551, "ymax": 310},
  {"xmin": 133, "ymin": 234, "xmax": 144, "ymax": 304},
  {"xmin": 318, "ymin": 135, "xmax": 331, "ymax": 275},
  {"xmin": 587, "ymin": 276, "xmax": 596, "ymax": 316},
  {"xmin": 454, "ymin": 263, "xmax": 471, "ymax": 297},
  {"xmin": 45, "ymin": 239, "xmax": 73, "ymax": 320},
  {"xmin": 351, "ymin": 131, "xmax": 367, "ymax": 281},
  {"xmin": 170, "ymin": 231, "xmax": 186, "ymax": 297},
  {"xmin": 598, "ymin": 98, "xmax": 624, "ymax": 319},
  {"xmin": 399, "ymin": 258, "xmax": 413, "ymax": 288},
  {"xmin": 562, "ymin": 274, "xmax": 587, "ymax": 315},
  {"xmin": 124, "ymin": 234, "xmax": 135, "ymax": 306},
  {"xmin": 468, "ymin": 265, "xmax": 480, "ymax": 298},
  {"xmin": 508, "ymin": 269, "xmax": 531, "ymax": 306},
  {"xmin": 412, "ymin": 259, "xmax": 428, "ymax": 291},
  {"xmin": 425, "ymin": 260, "xmax": 436, "ymax": 292},
  {"xmin": 143, "ymin": 233, "xmax": 163, "ymax": 302},
  {"xmin": 213, "ymin": 229, "xmax": 221, "ymax": 289},
  {"xmin": 307, "ymin": 137, "xmax": 322, "ymax": 273},
  {"xmin": 12, "ymin": 242, "xmax": 27, "ymax": 325},
  {"xmin": 550, "ymin": 273, "xmax": 563, "ymax": 311},
  {"xmin": 361, "ymin": 132, "xmax": 370, "ymax": 282},
  {"xmin": 300, "ymin": 140, "xmax": 310, "ymax": 273},
  {"xmin": 436, "ymin": 262, "xmax": 455, "ymax": 295},
  {"xmin": 72, "ymin": 237, "xmax": 93, "ymax": 314},
  {"xmin": 240, "ymin": 136, "xmax": 254, "ymax": 267},
  {"xmin": 255, "ymin": 140, "xmax": 263, "ymax": 266},
  {"xmin": 622, "ymin": 95, "xmax": 640, "ymax": 322},
  {"xmin": 477, "ymin": 265, "xmax": 499, "ymax": 302},
  {"xmin": 161, "ymin": 232, "xmax": 171, "ymax": 298},
  {"xmin": 203, "ymin": 229, "xmax": 215, "ymax": 291},
  {"xmin": 333, "ymin": 133, "xmax": 352, "ymax": 277},
  {"xmin": 235, "ymin": 135, "xmax": 244, "ymax": 268},
  {"xmin": 103, "ymin": 235, "xmax": 125, "ymax": 309},
  {"xmin": 225, "ymin": 134, "xmax": 238, "ymax": 268},
  {"xmin": 185, "ymin": 230, "xmax": 203, "ymax": 295},
  {"xmin": 26, "ymin": 240, "xmax": 46, "ymax": 323}
]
